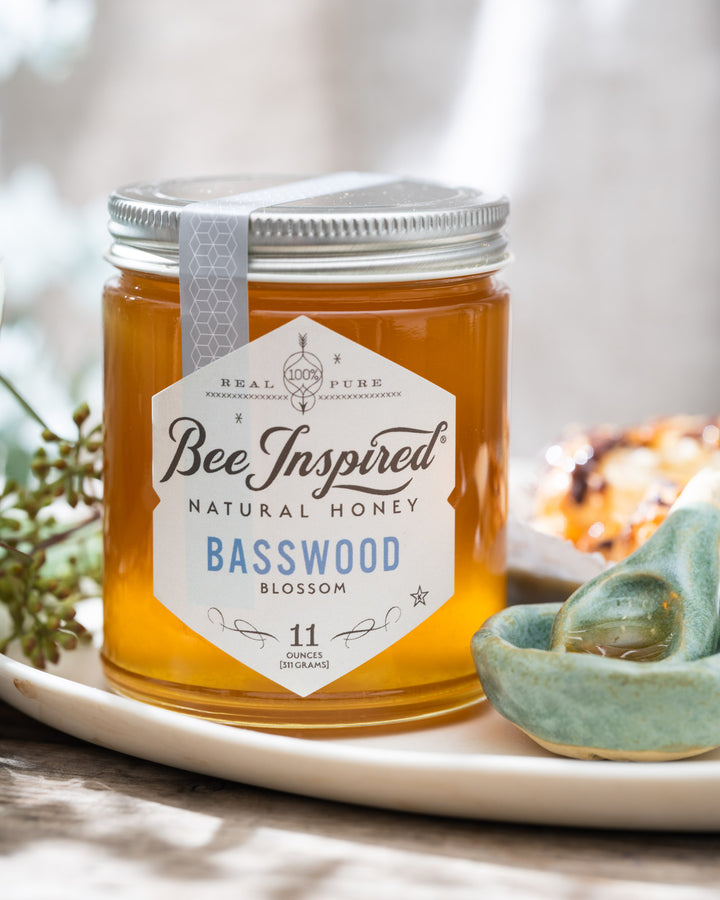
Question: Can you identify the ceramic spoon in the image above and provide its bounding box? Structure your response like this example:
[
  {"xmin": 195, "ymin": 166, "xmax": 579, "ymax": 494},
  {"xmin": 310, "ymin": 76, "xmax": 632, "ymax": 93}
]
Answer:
[{"xmin": 472, "ymin": 468, "xmax": 720, "ymax": 760}]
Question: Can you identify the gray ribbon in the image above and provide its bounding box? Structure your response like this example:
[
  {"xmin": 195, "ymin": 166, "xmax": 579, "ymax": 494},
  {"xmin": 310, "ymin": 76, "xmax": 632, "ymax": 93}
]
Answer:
[{"xmin": 178, "ymin": 172, "xmax": 396, "ymax": 375}]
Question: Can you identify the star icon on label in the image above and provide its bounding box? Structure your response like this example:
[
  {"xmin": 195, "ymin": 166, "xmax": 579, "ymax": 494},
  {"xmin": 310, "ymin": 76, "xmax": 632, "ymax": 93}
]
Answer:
[
  {"xmin": 333, "ymin": 353, "xmax": 342, "ymax": 364},
  {"xmin": 410, "ymin": 585, "xmax": 429, "ymax": 607}
]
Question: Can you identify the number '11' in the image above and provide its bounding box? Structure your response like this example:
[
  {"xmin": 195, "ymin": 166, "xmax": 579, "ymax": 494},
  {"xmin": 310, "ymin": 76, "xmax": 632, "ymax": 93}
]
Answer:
[{"xmin": 290, "ymin": 624, "xmax": 318, "ymax": 646}]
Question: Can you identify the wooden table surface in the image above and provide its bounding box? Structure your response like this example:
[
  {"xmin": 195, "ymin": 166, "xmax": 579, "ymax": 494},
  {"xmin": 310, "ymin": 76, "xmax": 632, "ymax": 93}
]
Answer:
[{"xmin": 2, "ymin": 698, "xmax": 720, "ymax": 899}]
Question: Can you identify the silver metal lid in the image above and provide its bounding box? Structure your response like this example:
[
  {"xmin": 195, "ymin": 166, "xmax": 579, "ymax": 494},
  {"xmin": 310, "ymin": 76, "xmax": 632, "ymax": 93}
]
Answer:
[{"xmin": 107, "ymin": 174, "xmax": 510, "ymax": 282}]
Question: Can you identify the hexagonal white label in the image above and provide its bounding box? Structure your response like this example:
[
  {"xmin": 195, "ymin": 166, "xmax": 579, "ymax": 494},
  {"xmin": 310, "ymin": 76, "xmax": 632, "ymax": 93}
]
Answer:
[{"xmin": 152, "ymin": 317, "xmax": 455, "ymax": 696}]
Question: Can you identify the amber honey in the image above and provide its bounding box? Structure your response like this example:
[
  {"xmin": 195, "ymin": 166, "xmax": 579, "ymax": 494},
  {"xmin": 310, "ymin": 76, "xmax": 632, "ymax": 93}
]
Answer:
[{"xmin": 102, "ymin": 175, "xmax": 510, "ymax": 728}]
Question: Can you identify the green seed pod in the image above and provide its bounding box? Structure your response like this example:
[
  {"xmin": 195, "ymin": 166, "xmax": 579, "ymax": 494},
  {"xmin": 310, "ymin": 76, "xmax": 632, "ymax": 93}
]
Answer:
[
  {"xmin": 73, "ymin": 403, "xmax": 90, "ymax": 427},
  {"xmin": 31, "ymin": 460, "xmax": 50, "ymax": 478},
  {"xmin": 56, "ymin": 632, "xmax": 78, "ymax": 651},
  {"xmin": 46, "ymin": 643, "xmax": 60, "ymax": 665}
]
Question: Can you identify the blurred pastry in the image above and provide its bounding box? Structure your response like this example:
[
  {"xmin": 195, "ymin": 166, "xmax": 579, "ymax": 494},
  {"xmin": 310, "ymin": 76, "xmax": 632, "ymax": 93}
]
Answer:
[{"xmin": 533, "ymin": 415, "xmax": 720, "ymax": 562}]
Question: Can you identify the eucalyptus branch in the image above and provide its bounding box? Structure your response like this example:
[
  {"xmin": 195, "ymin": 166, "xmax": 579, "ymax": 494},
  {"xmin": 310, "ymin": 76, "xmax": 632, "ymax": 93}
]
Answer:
[
  {"xmin": 0, "ymin": 377, "xmax": 102, "ymax": 667},
  {"xmin": 0, "ymin": 538, "xmax": 33, "ymax": 563},
  {"xmin": 0, "ymin": 372, "xmax": 61, "ymax": 437},
  {"xmin": 35, "ymin": 510, "xmax": 102, "ymax": 553}
]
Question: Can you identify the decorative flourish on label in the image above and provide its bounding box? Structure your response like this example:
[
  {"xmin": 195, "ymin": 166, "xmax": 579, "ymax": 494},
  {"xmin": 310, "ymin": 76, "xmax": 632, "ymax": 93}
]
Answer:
[
  {"xmin": 319, "ymin": 391, "xmax": 402, "ymax": 401},
  {"xmin": 208, "ymin": 607, "xmax": 279, "ymax": 648},
  {"xmin": 205, "ymin": 392, "xmax": 287, "ymax": 401},
  {"xmin": 332, "ymin": 606, "xmax": 402, "ymax": 648},
  {"xmin": 283, "ymin": 333, "xmax": 323, "ymax": 414}
]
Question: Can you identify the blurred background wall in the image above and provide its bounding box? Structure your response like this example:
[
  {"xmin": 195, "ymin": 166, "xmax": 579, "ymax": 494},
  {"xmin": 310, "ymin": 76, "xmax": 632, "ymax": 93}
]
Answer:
[{"xmin": 0, "ymin": 0, "xmax": 718, "ymax": 460}]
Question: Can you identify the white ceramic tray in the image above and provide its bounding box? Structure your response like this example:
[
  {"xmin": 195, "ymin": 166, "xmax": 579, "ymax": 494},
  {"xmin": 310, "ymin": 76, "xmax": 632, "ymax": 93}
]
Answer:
[{"xmin": 2, "ymin": 599, "xmax": 719, "ymax": 831}]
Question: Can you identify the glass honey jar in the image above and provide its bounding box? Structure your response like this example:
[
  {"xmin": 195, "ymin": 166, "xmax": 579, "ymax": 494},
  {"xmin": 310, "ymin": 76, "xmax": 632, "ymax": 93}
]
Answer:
[{"xmin": 102, "ymin": 173, "xmax": 510, "ymax": 728}]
